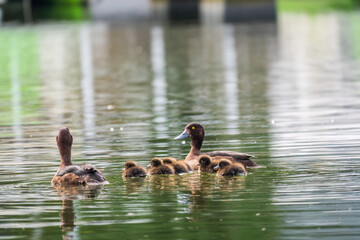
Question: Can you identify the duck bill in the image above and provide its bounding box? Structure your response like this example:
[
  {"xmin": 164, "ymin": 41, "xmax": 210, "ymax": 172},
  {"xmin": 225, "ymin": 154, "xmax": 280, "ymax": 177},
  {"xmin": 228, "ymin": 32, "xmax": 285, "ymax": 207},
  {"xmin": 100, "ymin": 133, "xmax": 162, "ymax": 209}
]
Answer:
[
  {"xmin": 195, "ymin": 162, "xmax": 200, "ymax": 166},
  {"xmin": 174, "ymin": 130, "xmax": 189, "ymax": 140},
  {"xmin": 214, "ymin": 165, "xmax": 219, "ymax": 170}
]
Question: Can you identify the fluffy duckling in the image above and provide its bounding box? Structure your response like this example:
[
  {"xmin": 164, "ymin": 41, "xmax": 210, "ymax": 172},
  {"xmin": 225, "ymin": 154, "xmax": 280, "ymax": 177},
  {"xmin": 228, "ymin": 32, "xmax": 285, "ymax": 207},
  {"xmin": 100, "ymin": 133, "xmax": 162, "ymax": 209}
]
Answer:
[
  {"xmin": 214, "ymin": 159, "xmax": 247, "ymax": 177},
  {"xmin": 195, "ymin": 155, "xmax": 219, "ymax": 173},
  {"xmin": 148, "ymin": 157, "xmax": 175, "ymax": 175},
  {"xmin": 122, "ymin": 161, "xmax": 147, "ymax": 177},
  {"xmin": 162, "ymin": 157, "xmax": 191, "ymax": 174},
  {"xmin": 175, "ymin": 123, "xmax": 258, "ymax": 168},
  {"xmin": 52, "ymin": 127, "xmax": 107, "ymax": 186}
]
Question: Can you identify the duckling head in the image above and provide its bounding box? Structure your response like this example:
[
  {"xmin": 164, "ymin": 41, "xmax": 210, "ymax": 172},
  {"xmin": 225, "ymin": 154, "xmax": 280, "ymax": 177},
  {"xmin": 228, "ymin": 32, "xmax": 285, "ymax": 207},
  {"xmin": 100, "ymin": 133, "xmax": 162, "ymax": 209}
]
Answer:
[
  {"xmin": 162, "ymin": 157, "xmax": 175, "ymax": 165},
  {"xmin": 196, "ymin": 155, "xmax": 211, "ymax": 167},
  {"xmin": 149, "ymin": 157, "xmax": 162, "ymax": 167},
  {"xmin": 124, "ymin": 161, "xmax": 137, "ymax": 169},
  {"xmin": 214, "ymin": 159, "xmax": 231, "ymax": 170}
]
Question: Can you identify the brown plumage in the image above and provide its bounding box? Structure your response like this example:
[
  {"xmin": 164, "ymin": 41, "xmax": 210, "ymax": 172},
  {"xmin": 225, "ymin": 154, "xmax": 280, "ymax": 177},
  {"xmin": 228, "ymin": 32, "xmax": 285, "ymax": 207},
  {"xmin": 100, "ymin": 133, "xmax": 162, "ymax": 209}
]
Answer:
[
  {"xmin": 148, "ymin": 157, "xmax": 175, "ymax": 175},
  {"xmin": 162, "ymin": 157, "xmax": 191, "ymax": 174},
  {"xmin": 196, "ymin": 155, "xmax": 219, "ymax": 173},
  {"xmin": 123, "ymin": 161, "xmax": 147, "ymax": 177},
  {"xmin": 174, "ymin": 123, "xmax": 258, "ymax": 168},
  {"xmin": 52, "ymin": 127, "xmax": 107, "ymax": 186},
  {"xmin": 215, "ymin": 159, "xmax": 247, "ymax": 177}
]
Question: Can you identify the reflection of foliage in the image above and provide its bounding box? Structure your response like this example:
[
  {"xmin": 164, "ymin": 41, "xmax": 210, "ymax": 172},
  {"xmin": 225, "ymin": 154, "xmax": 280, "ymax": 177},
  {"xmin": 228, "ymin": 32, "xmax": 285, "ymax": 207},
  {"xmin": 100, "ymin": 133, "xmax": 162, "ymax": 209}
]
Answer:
[
  {"xmin": 30, "ymin": 0, "xmax": 88, "ymax": 21},
  {"xmin": 32, "ymin": 5, "xmax": 87, "ymax": 21},
  {"xmin": 0, "ymin": 30, "xmax": 41, "ymax": 128},
  {"xmin": 350, "ymin": 13, "xmax": 360, "ymax": 60},
  {"xmin": 277, "ymin": 0, "xmax": 357, "ymax": 13}
]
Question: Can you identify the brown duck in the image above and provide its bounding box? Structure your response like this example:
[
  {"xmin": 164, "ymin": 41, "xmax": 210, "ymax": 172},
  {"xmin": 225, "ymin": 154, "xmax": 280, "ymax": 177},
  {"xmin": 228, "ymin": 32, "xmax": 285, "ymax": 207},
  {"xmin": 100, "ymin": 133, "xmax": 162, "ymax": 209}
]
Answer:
[
  {"xmin": 175, "ymin": 123, "xmax": 258, "ymax": 168},
  {"xmin": 52, "ymin": 127, "xmax": 107, "ymax": 186}
]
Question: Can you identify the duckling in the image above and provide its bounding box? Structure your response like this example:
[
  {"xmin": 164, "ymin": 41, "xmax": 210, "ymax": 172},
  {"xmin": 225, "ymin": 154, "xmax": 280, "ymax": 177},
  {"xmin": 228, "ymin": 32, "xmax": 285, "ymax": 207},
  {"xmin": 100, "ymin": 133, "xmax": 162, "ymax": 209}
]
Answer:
[
  {"xmin": 52, "ymin": 127, "xmax": 107, "ymax": 186},
  {"xmin": 148, "ymin": 157, "xmax": 175, "ymax": 175},
  {"xmin": 162, "ymin": 157, "xmax": 190, "ymax": 174},
  {"xmin": 195, "ymin": 155, "xmax": 219, "ymax": 173},
  {"xmin": 214, "ymin": 159, "xmax": 247, "ymax": 177},
  {"xmin": 174, "ymin": 123, "xmax": 258, "ymax": 168},
  {"xmin": 122, "ymin": 161, "xmax": 147, "ymax": 177}
]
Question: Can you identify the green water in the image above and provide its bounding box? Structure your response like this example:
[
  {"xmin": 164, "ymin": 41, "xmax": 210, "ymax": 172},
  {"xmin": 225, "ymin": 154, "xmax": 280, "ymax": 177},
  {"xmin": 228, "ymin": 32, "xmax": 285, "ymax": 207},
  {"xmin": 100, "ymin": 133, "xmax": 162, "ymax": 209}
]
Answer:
[{"xmin": 1, "ymin": 11, "xmax": 360, "ymax": 240}]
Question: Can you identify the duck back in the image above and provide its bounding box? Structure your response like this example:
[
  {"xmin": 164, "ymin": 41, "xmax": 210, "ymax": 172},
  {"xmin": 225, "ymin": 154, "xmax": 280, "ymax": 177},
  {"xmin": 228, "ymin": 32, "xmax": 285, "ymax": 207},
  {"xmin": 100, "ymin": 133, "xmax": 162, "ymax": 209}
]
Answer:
[
  {"xmin": 53, "ymin": 164, "xmax": 106, "ymax": 185},
  {"xmin": 206, "ymin": 151, "xmax": 258, "ymax": 167}
]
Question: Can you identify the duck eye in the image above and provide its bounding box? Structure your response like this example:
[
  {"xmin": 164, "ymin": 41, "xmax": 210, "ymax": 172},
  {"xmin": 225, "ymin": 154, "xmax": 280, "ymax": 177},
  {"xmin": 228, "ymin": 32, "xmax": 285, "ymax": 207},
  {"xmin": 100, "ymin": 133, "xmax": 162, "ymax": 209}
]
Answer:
[{"xmin": 192, "ymin": 126, "xmax": 195, "ymax": 130}]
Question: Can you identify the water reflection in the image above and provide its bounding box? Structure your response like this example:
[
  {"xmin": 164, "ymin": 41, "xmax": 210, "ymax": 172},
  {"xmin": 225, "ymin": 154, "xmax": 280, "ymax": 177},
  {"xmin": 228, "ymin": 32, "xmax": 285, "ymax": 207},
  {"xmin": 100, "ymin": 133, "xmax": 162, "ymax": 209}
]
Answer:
[
  {"xmin": 269, "ymin": 12, "xmax": 360, "ymax": 238},
  {"xmin": 10, "ymin": 37, "xmax": 23, "ymax": 162},
  {"xmin": 151, "ymin": 25, "xmax": 168, "ymax": 139},
  {"xmin": 222, "ymin": 24, "xmax": 239, "ymax": 135},
  {"xmin": 80, "ymin": 24, "xmax": 96, "ymax": 140},
  {"xmin": 53, "ymin": 184, "xmax": 104, "ymax": 240}
]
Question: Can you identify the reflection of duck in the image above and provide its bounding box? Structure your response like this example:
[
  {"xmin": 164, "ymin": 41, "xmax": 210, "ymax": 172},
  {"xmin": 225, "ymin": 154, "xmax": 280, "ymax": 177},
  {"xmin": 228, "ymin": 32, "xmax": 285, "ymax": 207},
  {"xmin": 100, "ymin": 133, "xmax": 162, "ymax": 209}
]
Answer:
[
  {"xmin": 53, "ymin": 184, "xmax": 104, "ymax": 239},
  {"xmin": 175, "ymin": 123, "xmax": 258, "ymax": 168},
  {"xmin": 122, "ymin": 161, "xmax": 147, "ymax": 177},
  {"xmin": 52, "ymin": 127, "xmax": 107, "ymax": 186},
  {"xmin": 162, "ymin": 157, "xmax": 192, "ymax": 174},
  {"xmin": 124, "ymin": 177, "xmax": 147, "ymax": 192},
  {"xmin": 195, "ymin": 155, "xmax": 218, "ymax": 173},
  {"xmin": 148, "ymin": 158, "xmax": 175, "ymax": 175},
  {"xmin": 214, "ymin": 159, "xmax": 247, "ymax": 176},
  {"xmin": 60, "ymin": 199, "xmax": 75, "ymax": 233}
]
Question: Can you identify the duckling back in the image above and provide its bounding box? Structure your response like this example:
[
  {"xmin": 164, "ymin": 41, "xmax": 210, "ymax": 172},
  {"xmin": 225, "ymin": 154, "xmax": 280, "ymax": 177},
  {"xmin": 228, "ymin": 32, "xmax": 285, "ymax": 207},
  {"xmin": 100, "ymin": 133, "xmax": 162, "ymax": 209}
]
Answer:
[
  {"xmin": 149, "ymin": 158, "xmax": 175, "ymax": 175},
  {"xmin": 163, "ymin": 157, "xmax": 190, "ymax": 174},
  {"xmin": 149, "ymin": 165, "xmax": 175, "ymax": 175}
]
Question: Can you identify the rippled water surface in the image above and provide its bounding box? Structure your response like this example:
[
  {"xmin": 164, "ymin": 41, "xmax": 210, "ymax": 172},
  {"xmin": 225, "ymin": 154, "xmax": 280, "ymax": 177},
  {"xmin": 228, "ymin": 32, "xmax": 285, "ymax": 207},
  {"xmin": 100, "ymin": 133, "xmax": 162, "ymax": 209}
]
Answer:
[{"xmin": 1, "ymin": 11, "xmax": 360, "ymax": 240}]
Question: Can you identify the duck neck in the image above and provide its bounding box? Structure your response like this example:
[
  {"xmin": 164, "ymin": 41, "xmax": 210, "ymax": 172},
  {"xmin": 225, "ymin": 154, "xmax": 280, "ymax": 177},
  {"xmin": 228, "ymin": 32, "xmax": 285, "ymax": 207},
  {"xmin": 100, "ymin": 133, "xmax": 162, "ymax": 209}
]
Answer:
[
  {"xmin": 189, "ymin": 137, "xmax": 203, "ymax": 156},
  {"xmin": 58, "ymin": 143, "xmax": 72, "ymax": 168}
]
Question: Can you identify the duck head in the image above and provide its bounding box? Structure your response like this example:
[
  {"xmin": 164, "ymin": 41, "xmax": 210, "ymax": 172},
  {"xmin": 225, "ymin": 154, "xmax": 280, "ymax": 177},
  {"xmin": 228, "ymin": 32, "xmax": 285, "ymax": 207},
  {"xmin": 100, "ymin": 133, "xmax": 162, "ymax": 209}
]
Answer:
[
  {"xmin": 174, "ymin": 123, "xmax": 204, "ymax": 140},
  {"xmin": 57, "ymin": 127, "xmax": 73, "ymax": 167},
  {"xmin": 57, "ymin": 127, "xmax": 73, "ymax": 147}
]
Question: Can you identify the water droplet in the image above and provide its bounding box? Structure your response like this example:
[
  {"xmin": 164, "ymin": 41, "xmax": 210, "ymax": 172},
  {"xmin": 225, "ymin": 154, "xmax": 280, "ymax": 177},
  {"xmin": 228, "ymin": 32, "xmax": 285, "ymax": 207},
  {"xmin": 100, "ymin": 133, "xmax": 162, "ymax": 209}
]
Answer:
[
  {"xmin": 110, "ymin": 128, "xmax": 114, "ymax": 132},
  {"xmin": 107, "ymin": 105, "xmax": 114, "ymax": 110},
  {"xmin": 256, "ymin": 213, "xmax": 260, "ymax": 216},
  {"xmin": 120, "ymin": 127, "xmax": 124, "ymax": 131},
  {"xmin": 271, "ymin": 119, "xmax": 275, "ymax": 124},
  {"xmin": 182, "ymin": 140, "xmax": 186, "ymax": 144},
  {"xmin": 261, "ymin": 228, "xmax": 266, "ymax": 231}
]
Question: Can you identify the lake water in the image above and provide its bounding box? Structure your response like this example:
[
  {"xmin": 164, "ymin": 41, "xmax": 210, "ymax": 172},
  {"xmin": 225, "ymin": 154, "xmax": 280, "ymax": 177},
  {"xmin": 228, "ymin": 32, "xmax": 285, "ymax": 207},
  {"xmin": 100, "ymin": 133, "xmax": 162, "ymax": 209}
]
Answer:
[{"xmin": 1, "ymin": 11, "xmax": 360, "ymax": 240}]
